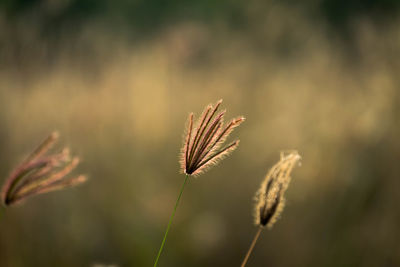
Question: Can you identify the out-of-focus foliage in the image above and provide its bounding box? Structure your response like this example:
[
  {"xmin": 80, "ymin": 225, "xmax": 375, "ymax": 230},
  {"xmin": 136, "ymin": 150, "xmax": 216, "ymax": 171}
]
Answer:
[
  {"xmin": 1, "ymin": 1, "xmax": 400, "ymax": 266},
  {"xmin": 2, "ymin": 0, "xmax": 400, "ymax": 32}
]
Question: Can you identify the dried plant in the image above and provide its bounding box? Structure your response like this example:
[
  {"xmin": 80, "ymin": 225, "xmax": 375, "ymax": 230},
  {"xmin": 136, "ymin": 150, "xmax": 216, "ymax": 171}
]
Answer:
[
  {"xmin": 154, "ymin": 99, "xmax": 244, "ymax": 267},
  {"xmin": 1, "ymin": 131, "xmax": 87, "ymax": 208},
  {"xmin": 241, "ymin": 151, "xmax": 301, "ymax": 267},
  {"xmin": 180, "ymin": 99, "xmax": 245, "ymax": 176}
]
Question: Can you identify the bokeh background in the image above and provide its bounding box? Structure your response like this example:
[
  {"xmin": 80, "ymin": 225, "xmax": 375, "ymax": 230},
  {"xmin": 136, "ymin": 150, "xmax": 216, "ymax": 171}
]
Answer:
[{"xmin": 1, "ymin": 0, "xmax": 400, "ymax": 266}]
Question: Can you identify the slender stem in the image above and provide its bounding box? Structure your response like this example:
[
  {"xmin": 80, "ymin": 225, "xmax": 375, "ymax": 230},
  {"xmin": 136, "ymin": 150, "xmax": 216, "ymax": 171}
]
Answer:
[
  {"xmin": 241, "ymin": 227, "xmax": 263, "ymax": 267},
  {"xmin": 154, "ymin": 174, "xmax": 189, "ymax": 267}
]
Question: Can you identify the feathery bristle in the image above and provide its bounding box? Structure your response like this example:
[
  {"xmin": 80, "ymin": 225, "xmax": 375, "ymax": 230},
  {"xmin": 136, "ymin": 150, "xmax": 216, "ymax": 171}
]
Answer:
[
  {"xmin": 1, "ymin": 132, "xmax": 87, "ymax": 206},
  {"xmin": 180, "ymin": 100, "xmax": 244, "ymax": 176},
  {"xmin": 23, "ymin": 131, "xmax": 59, "ymax": 164},
  {"xmin": 182, "ymin": 113, "xmax": 194, "ymax": 171},
  {"xmin": 254, "ymin": 151, "xmax": 301, "ymax": 228},
  {"xmin": 194, "ymin": 140, "xmax": 240, "ymax": 175}
]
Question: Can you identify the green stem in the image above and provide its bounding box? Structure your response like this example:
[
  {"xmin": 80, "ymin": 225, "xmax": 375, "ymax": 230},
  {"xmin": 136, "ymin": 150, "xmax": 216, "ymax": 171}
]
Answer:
[
  {"xmin": 241, "ymin": 227, "xmax": 263, "ymax": 267},
  {"xmin": 153, "ymin": 174, "xmax": 189, "ymax": 267}
]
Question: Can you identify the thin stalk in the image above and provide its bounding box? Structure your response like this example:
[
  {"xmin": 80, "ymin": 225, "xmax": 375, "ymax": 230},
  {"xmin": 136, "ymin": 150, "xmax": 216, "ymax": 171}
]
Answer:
[
  {"xmin": 241, "ymin": 227, "xmax": 263, "ymax": 267},
  {"xmin": 154, "ymin": 174, "xmax": 189, "ymax": 267}
]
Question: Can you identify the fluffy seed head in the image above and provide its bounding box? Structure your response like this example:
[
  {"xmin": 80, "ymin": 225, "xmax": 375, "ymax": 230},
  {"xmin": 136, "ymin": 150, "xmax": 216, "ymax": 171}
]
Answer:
[
  {"xmin": 1, "ymin": 131, "xmax": 87, "ymax": 206},
  {"xmin": 180, "ymin": 99, "xmax": 245, "ymax": 176},
  {"xmin": 254, "ymin": 151, "xmax": 301, "ymax": 228}
]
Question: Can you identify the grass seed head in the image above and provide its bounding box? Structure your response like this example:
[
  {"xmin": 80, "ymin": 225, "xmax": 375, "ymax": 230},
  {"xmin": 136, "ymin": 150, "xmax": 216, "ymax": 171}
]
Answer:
[
  {"xmin": 254, "ymin": 151, "xmax": 301, "ymax": 228},
  {"xmin": 180, "ymin": 99, "xmax": 245, "ymax": 176},
  {"xmin": 1, "ymin": 131, "xmax": 87, "ymax": 206}
]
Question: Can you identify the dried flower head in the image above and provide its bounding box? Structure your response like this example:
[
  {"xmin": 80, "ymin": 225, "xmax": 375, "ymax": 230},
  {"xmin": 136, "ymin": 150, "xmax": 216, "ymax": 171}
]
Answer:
[
  {"xmin": 1, "ymin": 132, "xmax": 87, "ymax": 206},
  {"xmin": 254, "ymin": 151, "xmax": 301, "ymax": 228},
  {"xmin": 180, "ymin": 99, "xmax": 245, "ymax": 176}
]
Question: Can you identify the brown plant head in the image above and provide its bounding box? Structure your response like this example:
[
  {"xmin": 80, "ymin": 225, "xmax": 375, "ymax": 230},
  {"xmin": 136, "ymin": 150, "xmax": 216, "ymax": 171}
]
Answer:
[
  {"xmin": 180, "ymin": 99, "xmax": 245, "ymax": 176},
  {"xmin": 1, "ymin": 131, "xmax": 87, "ymax": 206},
  {"xmin": 254, "ymin": 151, "xmax": 301, "ymax": 228}
]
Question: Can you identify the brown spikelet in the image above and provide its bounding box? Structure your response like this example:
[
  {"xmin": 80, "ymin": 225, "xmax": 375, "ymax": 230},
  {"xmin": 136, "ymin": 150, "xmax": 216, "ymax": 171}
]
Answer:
[
  {"xmin": 180, "ymin": 99, "xmax": 245, "ymax": 176},
  {"xmin": 1, "ymin": 132, "xmax": 87, "ymax": 206},
  {"xmin": 254, "ymin": 151, "xmax": 301, "ymax": 228},
  {"xmin": 23, "ymin": 131, "xmax": 60, "ymax": 164}
]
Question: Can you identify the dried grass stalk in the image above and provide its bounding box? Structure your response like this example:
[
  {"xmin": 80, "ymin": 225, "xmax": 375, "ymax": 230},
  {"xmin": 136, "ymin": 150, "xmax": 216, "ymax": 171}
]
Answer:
[
  {"xmin": 241, "ymin": 151, "xmax": 301, "ymax": 267},
  {"xmin": 154, "ymin": 99, "xmax": 244, "ymax": 267}
]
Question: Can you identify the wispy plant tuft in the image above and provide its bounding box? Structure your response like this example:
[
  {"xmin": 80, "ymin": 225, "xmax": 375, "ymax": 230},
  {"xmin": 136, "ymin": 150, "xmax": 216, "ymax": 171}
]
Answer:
[
  {"xmin": 154, "ymin": 99, "xmax": 244, "ymax": 267},
  {"xmin": 1, "ymin": 131, "xmax": 87, "ymax": 207},
  {"xmin": 241, "ymin": 151, "xmax": 301, "ymax": 267},
  {"xmin": 254, "ymin": 151, "xmax": 301, "ymax": 228},
  {"xmin": 180, "ymin": 99, "xmax": 245, "ymax": 176}
]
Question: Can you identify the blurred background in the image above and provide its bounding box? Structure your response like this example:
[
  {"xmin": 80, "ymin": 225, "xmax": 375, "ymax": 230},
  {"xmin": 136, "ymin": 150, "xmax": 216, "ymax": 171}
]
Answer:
[{"xmin": 1, "ymin": 0, "xmax": 400, "ymax": 266}]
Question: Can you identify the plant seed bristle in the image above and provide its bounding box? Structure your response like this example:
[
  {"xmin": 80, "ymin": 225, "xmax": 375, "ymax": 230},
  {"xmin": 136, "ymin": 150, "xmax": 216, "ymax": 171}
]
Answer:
[
  {"xmin": 254, "ymin": 151, "xmax": 301, "ymax": 228},
  {"xmin": 180, "ymin": 100, "xmax": 245, "ymax": 176},
  {"xmin": 1, "ymin": 132, "xmax": 87, "ymax": 206}
]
